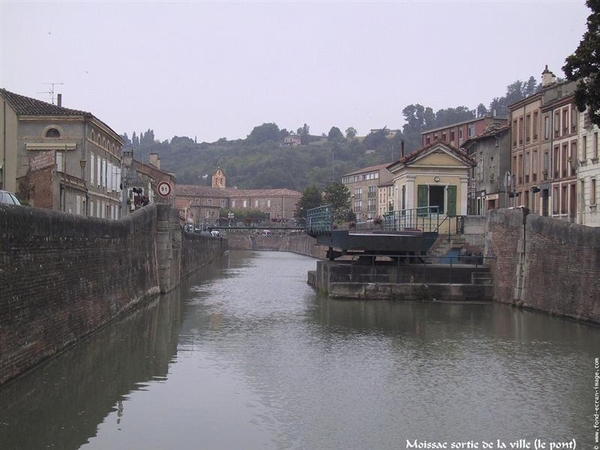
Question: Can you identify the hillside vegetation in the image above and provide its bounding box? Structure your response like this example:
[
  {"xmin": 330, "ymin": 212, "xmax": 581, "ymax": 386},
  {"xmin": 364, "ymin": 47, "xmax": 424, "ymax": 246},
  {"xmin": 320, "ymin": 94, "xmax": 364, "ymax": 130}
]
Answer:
[{"xmin": 123, "ymin": 77, "xmax": 539, "ymax": 191}]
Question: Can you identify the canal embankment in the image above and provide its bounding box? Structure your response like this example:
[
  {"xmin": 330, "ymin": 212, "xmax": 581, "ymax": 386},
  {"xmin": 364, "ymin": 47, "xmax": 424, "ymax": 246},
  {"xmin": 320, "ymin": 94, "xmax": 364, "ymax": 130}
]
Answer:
[{"xmin": 0, "ymin": 203, "xmax": 226, "ymax": 385}]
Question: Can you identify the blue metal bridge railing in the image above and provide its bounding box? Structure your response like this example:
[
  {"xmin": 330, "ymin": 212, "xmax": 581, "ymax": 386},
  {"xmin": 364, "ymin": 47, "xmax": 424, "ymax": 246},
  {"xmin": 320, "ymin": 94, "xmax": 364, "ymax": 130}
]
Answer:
[
  {"xmin": 382, "ymin": 206, "xmax": 441, "ymax": 232},
  {"xmin": 306, "ymin": 204, "xmax": 333, "ymax": 235},
  {"xmin": 307, "ymin": 205, "xmax": 445, "ymax": 235}
]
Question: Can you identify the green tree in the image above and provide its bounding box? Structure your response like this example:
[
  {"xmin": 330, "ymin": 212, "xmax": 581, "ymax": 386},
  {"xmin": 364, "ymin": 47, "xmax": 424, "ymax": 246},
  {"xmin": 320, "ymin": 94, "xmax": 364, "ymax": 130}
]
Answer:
[
  {"xmin": 402, "ymin": 104, "xmax": 435, "ymax": 151},
  {"xmin": 140, "ymin": 129, "xmax": 155, "ymax": 145},
  {"xmin": 297, "ymin": 185, "xmax": 322, "ymax": 219},
  {"xmin": 488, "ymin": 77, "xmax": 538, "ymax": 117},
  {"xmin": 324, "ymin": 182, "xmax": 351, "ymax": 223},
  {"xmin": 298, "ymin": 123, "xmax": 311, "ymax": 144},
  {"xmin": 345, "ymin": 127, "xmax": 357, "ymax": 139},
  {"xmin": 434, "ymin": 106, "xmax": 475, "ymax": 128},
  {"xmin": 328, "ymin": 126, "xmax": 344, "ymax": 141},
  {"xmin": 476, "ymin": 103, "xmax": 489, "ymax": 117},
  {"xmin": 363, "ymin": 129, "xmax": 388, "ymax": 150},
  {"xmin": 248, "ymin": 123, "xmax": 281, "ymax": 144},
  {"xmin": 563, "ymin": 0, "xmax": 600, "ymax": 125}
]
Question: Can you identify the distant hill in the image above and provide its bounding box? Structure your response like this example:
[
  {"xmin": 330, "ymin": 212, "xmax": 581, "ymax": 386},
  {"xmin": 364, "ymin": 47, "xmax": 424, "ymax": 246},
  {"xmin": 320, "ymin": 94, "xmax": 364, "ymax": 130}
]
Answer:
[{"xmin": 122, "ymin": 75, "xmax": 538, "ymax": 191}]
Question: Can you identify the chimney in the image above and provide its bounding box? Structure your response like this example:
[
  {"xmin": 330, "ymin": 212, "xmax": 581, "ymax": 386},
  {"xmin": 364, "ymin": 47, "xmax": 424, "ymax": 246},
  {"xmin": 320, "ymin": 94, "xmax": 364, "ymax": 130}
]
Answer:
[
  {"xmin": 149, "ymin": 153, "xmax": 160, "ymax": 169},
  {"xmin": 541, "ymin": 65, "xmax": 556, "ymax": 88},
  {"xmin": 57, "ymin": 93, "xmax": 62, "ymax": 107},
  {"xmin": 400, "ymin": 140, "xmax": 405, "ymax": 159}
]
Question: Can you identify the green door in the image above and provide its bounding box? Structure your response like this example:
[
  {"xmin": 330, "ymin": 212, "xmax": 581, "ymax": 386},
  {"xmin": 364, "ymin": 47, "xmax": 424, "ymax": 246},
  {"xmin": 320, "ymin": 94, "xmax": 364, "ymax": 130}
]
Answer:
[{"xmin": 447, "ymin": 185, "xmax": 457, "ymax": 216}]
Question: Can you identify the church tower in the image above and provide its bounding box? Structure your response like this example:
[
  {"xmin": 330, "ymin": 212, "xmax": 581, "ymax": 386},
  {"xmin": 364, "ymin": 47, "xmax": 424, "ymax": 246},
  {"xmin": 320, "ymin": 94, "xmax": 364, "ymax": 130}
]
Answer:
[{"xmin": 212, "ymin": 168, "xmax": 226, "ymax": 189}]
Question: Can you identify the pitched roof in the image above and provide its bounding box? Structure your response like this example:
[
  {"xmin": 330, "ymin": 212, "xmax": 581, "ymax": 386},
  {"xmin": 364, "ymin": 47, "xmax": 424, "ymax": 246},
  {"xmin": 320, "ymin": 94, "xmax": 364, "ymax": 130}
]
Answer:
[
  {"xmin": 0, "ymin": 88, "xmax": 124, "ymax": 142},
  {"xmin": 387, "ymin": 141, "xmax": 475, "ymax": 171},
  {"xmin": 0, "ymin": 88, "xmax": 91, "ymax": 117},
  {"xmin": 461, "ymin": 124, "xmax": 510, "ymax": 148}
]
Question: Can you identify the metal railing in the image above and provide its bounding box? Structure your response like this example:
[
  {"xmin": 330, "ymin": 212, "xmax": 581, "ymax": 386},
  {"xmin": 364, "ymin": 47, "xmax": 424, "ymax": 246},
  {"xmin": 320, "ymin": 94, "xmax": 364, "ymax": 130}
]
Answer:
[
  {"xmin": 306, "ymin": 204, "xmax": 333, "ymax": 235},
  {"xmin": 382, "ymin": 206, "xmax": 441, "ymax": 232}
]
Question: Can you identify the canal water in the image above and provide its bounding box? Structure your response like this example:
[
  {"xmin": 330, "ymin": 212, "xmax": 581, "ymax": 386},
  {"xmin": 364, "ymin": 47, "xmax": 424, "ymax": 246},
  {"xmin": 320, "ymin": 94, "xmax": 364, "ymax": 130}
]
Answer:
[{"xmin": 0, "ymin": 251, "xmax": 598, "ymax": 450}]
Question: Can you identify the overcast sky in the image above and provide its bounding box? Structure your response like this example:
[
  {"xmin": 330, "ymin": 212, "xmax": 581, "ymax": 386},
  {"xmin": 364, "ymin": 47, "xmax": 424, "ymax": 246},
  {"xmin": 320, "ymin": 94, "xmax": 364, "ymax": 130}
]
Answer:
[{"xmin": 0, "ymin": 1, "xmax": 591, "ymax": 143}]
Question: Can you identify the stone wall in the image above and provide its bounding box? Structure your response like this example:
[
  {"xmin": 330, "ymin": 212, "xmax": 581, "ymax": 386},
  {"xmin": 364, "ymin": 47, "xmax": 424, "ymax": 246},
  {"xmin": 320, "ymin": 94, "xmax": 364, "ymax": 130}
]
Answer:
[
  {"xmin": 487, "ymin": 208, "xmax": 600, "ymax": 324},
  {"xmin": 227, "ymin": 233, "xmax": 326, "ymax": 259},
  {"xmin": 0, "ymin": 203, "xmax": 225, "ymax": 385}
]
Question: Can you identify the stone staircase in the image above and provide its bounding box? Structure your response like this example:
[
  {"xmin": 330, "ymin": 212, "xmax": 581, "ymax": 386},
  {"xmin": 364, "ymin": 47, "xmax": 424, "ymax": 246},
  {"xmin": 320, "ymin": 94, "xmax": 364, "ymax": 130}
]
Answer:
[{"xmin": 428, "ymin": 234, "xmax": 467, "ymax": 259}]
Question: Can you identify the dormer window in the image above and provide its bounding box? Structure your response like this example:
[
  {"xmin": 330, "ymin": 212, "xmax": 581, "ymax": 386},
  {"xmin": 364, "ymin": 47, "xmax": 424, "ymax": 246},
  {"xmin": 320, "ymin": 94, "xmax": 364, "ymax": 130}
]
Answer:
[{"xmin": 46, "ymin": 128, "xmax": 60, "ymax": 138}]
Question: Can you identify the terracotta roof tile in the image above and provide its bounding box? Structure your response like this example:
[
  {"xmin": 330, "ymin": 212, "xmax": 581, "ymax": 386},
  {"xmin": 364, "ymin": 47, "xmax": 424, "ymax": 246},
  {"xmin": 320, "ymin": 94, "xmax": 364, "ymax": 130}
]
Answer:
[{"xmin": 0, "ymin": 88, "xmax": 91, "ymax": 116}]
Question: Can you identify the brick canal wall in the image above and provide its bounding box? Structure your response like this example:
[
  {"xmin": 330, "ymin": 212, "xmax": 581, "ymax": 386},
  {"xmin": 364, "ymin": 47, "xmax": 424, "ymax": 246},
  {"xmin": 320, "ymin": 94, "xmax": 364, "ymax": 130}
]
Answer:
[
  {"xmin": 487, "ymin": 208, "xmax": 600, "ymax": 324},
  {"xmin": 0, "ymin": 203, "xmax": 225, "ymax": 385}
]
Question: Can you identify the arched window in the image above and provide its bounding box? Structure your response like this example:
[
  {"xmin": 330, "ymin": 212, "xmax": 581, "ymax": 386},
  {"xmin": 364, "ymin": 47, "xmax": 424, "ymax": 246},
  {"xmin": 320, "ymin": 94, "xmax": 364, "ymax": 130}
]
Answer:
[{"xmin": 45, "ymin": 128, "xmax": 60, "ymax": 138}]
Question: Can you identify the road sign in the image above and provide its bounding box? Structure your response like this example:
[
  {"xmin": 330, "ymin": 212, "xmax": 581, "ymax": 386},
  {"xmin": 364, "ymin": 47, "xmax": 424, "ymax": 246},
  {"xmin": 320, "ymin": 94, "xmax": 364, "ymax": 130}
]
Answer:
[{"xmin": 157, "ymin": 181, "xmax": 172, "ymax": 197}]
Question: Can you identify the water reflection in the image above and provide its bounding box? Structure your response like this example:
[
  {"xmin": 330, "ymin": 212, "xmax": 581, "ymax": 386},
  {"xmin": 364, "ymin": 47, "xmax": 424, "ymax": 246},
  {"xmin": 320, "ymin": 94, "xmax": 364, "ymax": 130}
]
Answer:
[
  {"xmin": 0, "ymin": 260, "xmax": 223, "ymax": 450},
  {"xmin": 0, "ymin": 251, "xmax": 598, "ymax": 450}
]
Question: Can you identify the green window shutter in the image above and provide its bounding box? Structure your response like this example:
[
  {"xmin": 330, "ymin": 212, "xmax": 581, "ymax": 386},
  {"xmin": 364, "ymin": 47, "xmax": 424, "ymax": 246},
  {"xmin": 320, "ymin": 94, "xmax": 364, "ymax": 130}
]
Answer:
[
  {"xmin": 417, "ymin": 185, "xmax": 428, "ymax": 215},
  {"xmin": 447, "ymin": 185, "xmax": 457, "ymax": 216},
  {"xmin": 417, "ymin": 185, "xmax": 428, "ymax": 208}
]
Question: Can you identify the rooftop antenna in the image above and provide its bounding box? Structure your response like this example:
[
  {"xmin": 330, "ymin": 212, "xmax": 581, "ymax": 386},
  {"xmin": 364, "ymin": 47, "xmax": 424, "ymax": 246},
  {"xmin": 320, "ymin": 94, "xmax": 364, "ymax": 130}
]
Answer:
[{"xmin": 38, "ymin": 82, "xmax": 64, "ymax": 104}]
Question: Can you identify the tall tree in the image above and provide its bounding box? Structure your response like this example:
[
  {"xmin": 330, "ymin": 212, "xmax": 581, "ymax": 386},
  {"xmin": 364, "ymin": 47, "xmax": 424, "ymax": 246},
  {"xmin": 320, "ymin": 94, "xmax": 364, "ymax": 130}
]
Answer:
[
  {"xmin": 345, "ymin": 127, "xmax": 357, "ymax": 139},
  {"xmin": 563, "ymin": 0, "xmax": 600, "ymax": 125},
  {"xmin": 298, "ymin": 123, "xmax": 311, "ymax": 145},
  {"xmin": 297, "ymin": 185, "xmax": 323, "ymax": 219},
  {"xmin": 328, "ymin": 126, "xmax": 344, "ymax": 141},
  {"xmin": 324, "ymin": 182, "xmax": 351, "ymax": 223}
]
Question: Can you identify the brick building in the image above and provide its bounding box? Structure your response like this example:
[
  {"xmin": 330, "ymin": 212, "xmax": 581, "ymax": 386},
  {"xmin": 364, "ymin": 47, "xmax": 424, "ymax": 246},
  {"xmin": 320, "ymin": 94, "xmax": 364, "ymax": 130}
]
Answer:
[{"xmin": 175, "ymin": 168, "xmax": 301, "ymax": 226}]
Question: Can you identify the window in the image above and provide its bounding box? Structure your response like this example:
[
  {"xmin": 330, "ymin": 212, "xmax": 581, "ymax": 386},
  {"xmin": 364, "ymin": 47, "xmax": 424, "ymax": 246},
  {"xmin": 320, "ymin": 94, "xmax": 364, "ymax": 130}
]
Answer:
[
  {"xmin": 518, "ymin": 153, "xmax": 523, "ymax": 184},
  {"xmin": 544, "ymin": 116, "xmax": 550, "ymax": 140},
  {"xmin": 56, "ymin": 152, "xmax": 65, "ymax": 172},
  {"xmin": 524, "ymin": 152, "xmax": 530, "ymax": 183},
  {"xmin": 562, "ymin": 108, "xmax": 569, "ymax": 134},
  {"xmin": 468, "ymin": 124, "xmax": 475, "ymax": 138},
  {"xmin": 592, "ymin": 179, "xmax": 597, "ymax": 206},
  {"xmin": 243, "ymin": 200, "xmax": 247, "ymax": 208},
  {"xmin": 254, "ymin": 200, "xmax": 259, "ymax": 207},
  {"xmin": 532, "ymin": 150, "xmax": 538, "ymax": 182},
  {"xmin": 46, "ymin": 128, "xmax": 60, "ymax": 138},
  {"xmin": 267, "ymin": 200, "xmax": 271, "ymax": 207},
  {"xmin": 570, "ymin": 141, "xmax": 577, "ymax": 176},
  {"xmin": 571, "ymin": 107, "xmax": 578, "ymax": 132},
  {"xmin": 518, "ymin": 118, "xmax": 523, "ymax": 144},
  {"xmin": 533, "ymin": 112, "xmax": 539, "ymax": 140},
  {"xmin": 554, "ymin": 111, "xmax": 560, "ymax": 137},
  {"xmin": 513, "ymin": 120, "xmax": 518, "ymax": 146},
  {"xmin": 553, "ymin": 186, "xmax": 559, "ymax": 214},
  {"xmin": 594, "ymin": 133, "xmax": 599, "ymax": 160},
  {"xmin": 526, "ymin": 114, "xmax": 531, "ymax": 142},
  {"xmin": 231, "ymin": 200, "xmax": 236, "ymax": 208},
  {"xmin": 476, "ymin": 159, "xmax": 484, "ymax": 182}
]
